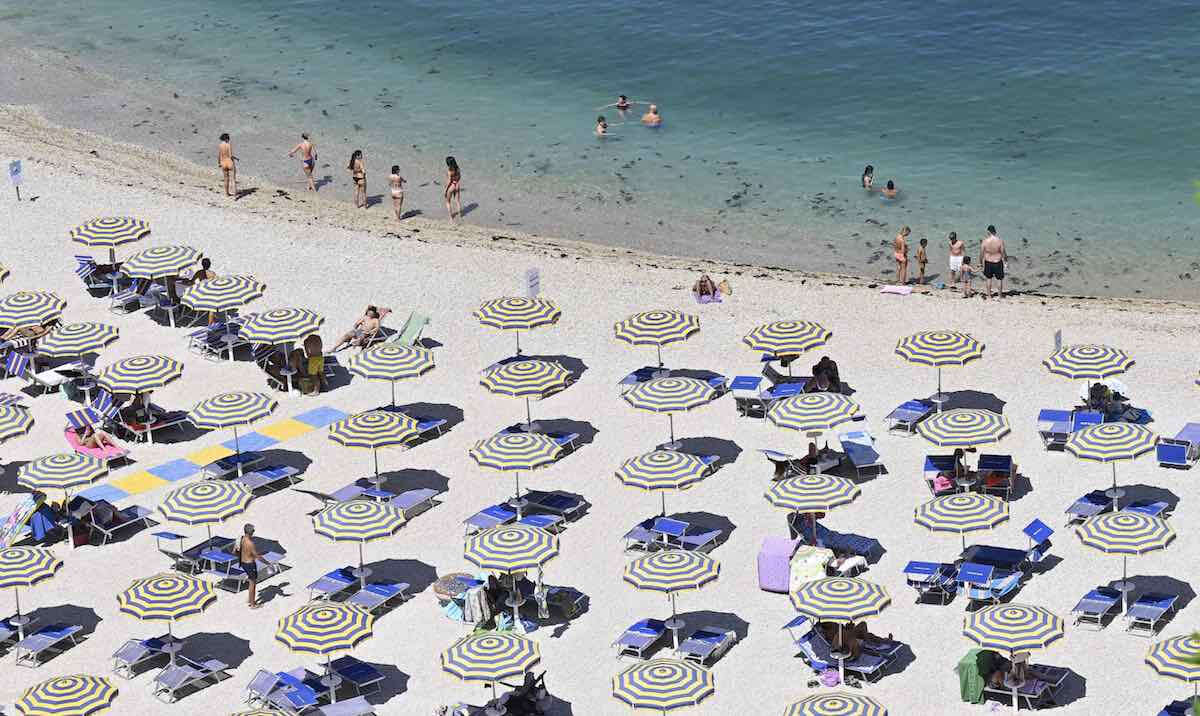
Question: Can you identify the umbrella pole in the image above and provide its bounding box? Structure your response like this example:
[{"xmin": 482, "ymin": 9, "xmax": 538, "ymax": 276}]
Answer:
[
  {"xmin": 1011, "ymin": 648, "xmax": 1019, "ymax": 714},
  {"xmin": 666, "ymin": 414, "xmax": 678, "ymax": 450},
  {"xmin": 661, "ymin": 492, "xmax": 667, "ymax": 517},
  {"xmin": 666, "ymin": 592, "xmax": 683, "ymax": 649},
  {"xmin": 656, "ymin": 345, "xmax": 663, "ymax": 368},
  {"xmin": 358, "ymin": 542, "xmax": 367, "ymax": 587},
  {"xmin": 838, "ymin": 623, "xmax": 847, "ymax": 685},
  {"xmin": 390, "ymin": 381, "xmax": 397, "ymax": 409},
  {"xmin": 525, "ymin": 397, "xmax": 534, "ymax": 432},
  {"xmin": 233, "ymin": 426, "xmax": 243, "ymax": 477},
  {"xmin": 514, "ymin": 473, "xmax": 523, "ymax": 518},
  {"xmin": 515, "ymin": 330, "xmax": 521, "ymax": 356},
  {"xmin": 326, "ymin": 653, "xmax": 339, "ymax": 703},
  {"xmin": 11, "ymin": 588, "xmax": 27, "ymax": 640},
  {"xmin": 373, "ymin": 448, "xmax": 380, "ymax": 480}
]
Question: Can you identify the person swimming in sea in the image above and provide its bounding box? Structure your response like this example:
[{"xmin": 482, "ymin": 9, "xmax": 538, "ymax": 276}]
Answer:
[
  {"xmin": 861, "ymin": 165, "xmax": 874, "ymax": 190},
  {"xmin": 615, "ymin": 95, "xmax": 631, "ymax": 111},
  {"xmin": 881, "ymin": 179, "xmax": 898, "ymax": 199},
  {"xmin": 641, "ymin": 104, "xmax": 662, "ymax": 127},
  {"xmin": 288, "ymin": 133, "xmax": 317, "ymax": 192},
  {"xmin": 595, "ymin": 116, "xmax": 608, "ymax": 137}
]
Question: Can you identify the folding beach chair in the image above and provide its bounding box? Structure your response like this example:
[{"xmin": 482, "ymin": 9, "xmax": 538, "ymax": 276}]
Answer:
[
  {"xmin": 308, "ymin": 567, "xmax": 359, "ymax": 601},
  {"xmin": 387, "ymin": 311, "xmax": 430, "ymax": 347},
  {"xmin": 464, "ymin": 504, "xmax": 518, "ymax": 535},
  {"xmin": 884, "ymin": 399, "xmax": 933, "ymax": 435},
  {"xmin": 1125, "ymin": 592, "xmax": 1178, "ymax": 636},
  {"xmin": 4, "ymin": 352, "xmax": 69, "ymax": 394},
  {"xmin": 109, "ymin": 278, "xmax": 149, "ymax": 314},
  {"xmin": 346, "ymin": 581, "xmax": 410, "ymax": 613},
  {"xmin": 330, "ymin": 656, "xmax": 386, "ymax": 696},
  {"xmin": 678, "ymin": 527, "xmax": 723, "ymax": 552},
  {"xmin": 1064, "ymin": 490, "xmax": 1114, "ymax": 525},
  {"xmin": 1158, "ymin": 423, "xmax": 1200, "ymax": 468},
  {"xmin": 74, "ymin": 255, "xmax": 115, "ymax": 292},
  {"xmin": 84, "ymin": 501, "xmax": 152, "ymax": 545},
  {"xmin": 613, "ymin": 618, "xmax": 668, "ymax": 659},
  {"xmin": 623, "ymin": 518, "xmax": 658, "ymax": 553},
  {"xmin": 153, "ymin": 656, "xmax": 228, "ymax": 703},
  {"xmin": 979, "ymin": 454, "xmax": 1014, "ymax": 499},
  {"xmin": 112, "ymin": 636, "xmax": 168, "ymax": 678},
  {"xmin": 675, "ymin": 626, "xmax": 735, "ymax": 665},
  {"xmin": 234, "ymin": 464, "xmax": 300, "ymax": 493},
  {"xmin": 1071, "ymin": 587, "xmax": 1122, "ymax": 630},
  {"xmin": 840, "ymin": 429, "xmax": 884, "ymax": 478},
  {"xmin": 14, "ymin": 623, "xmax": 82, "ymax": 667},
  {"xmin": 244, "ymin": 669, "xmax": 282, "ymax": 707},
  {"xmin": 903, "ymin": 561, "xmax": 957, "ymax": 604},
  {"xmin": 268, "ymin": 670, "xmax": 320, "ymax": 713}
]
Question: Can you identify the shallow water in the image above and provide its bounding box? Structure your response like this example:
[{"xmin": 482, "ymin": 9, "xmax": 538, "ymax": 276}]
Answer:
[{"xmin": 3, "ymin": 0, "xmax": 1200, "ymax": 298}]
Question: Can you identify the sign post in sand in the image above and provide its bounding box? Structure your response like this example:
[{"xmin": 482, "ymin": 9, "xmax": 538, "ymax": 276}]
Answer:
[
  {"xmin": 525, "ymin": 267, "xmax": 541, "ymax": 298},
  {"xmin": 8, "ymin": 160, "xmax": 22, "ymax": 201}
]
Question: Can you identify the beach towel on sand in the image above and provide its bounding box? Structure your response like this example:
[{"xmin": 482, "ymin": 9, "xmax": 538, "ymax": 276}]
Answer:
[{"xmin": 880, "ymin": 285, "xmax": 913, "ymax": 295}]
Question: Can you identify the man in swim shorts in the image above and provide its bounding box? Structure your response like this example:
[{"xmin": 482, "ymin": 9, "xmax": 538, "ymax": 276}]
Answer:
[
  {"xmin": 947, "ymin": 232, "xmax": 965, "ymax": 285},
  {"xmin": 288, "ymin": 133, "xmax": 317, "ymax": 192},
  {"xmin": 980, "ymin": 225, "xmax": 1007, "ymax": 298},
  {"xmin": 642, "ymin": 104, "xmax": 662, "ymax": 127},
  {"xmin": 237, "ymin": 523, "xmax": 262, "ymax": 608}
]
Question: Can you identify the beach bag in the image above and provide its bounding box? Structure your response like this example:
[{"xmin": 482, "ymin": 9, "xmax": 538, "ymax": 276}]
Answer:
[
  {"xmin": 933, "ymin": 475, "xmax": 953, "ymax": 493},
  {"xmin": 820, "ymin": 669, "xmax": 840, "ymax": 687}
]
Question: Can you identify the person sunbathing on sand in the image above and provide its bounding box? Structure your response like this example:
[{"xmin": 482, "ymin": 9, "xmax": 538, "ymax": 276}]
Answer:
[{"xmin": 641, "ymin": 104, "xmax": 662, "ymax": 127}]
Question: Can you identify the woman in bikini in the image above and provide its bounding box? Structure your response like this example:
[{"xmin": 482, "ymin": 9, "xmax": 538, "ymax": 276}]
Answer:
[
  {"xmin": 444, "ymin": 156, "xmax": 462, "ymax": 221},
  {"xmin": 79, "ymin": 425, "xmax": 118, "ymax": 449},
  {"xmin": 347, "ymin": 150, "xmax": 366, "ymax": 208},
  {"xmin": 218, "ymin": 133, "xmax": 237, "ymax": 196},
  {"xmin": 861, "ymin": 165, "xmax": 874, "ymax": 190},
  {"xmin": 388, "ymin": 165, "xmax": 406, "ymax": 221},
  {"xmin": 288, "ymin": 133, "xmax": 317, "ymax": 192},
  {"xmin": 894, "ymin": 226, "xmax": 910, "ymax": 285}
]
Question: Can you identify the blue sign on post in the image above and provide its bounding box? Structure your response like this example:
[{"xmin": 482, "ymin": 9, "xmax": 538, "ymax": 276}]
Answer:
[{"xmin": 7, "ymin": 160, "xmax": 21, "ymax": 201}]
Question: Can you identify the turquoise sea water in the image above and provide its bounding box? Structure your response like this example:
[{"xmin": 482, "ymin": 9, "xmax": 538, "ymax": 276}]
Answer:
[{"xmin": 3, "ymin": 0, "xmax": 1200, "ymax": 297}]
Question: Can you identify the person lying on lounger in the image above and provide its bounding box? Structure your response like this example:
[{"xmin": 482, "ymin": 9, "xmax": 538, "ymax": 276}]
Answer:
[{"xmin": 79, "ymin": 425, "xmax": 119, "ymax": 449}]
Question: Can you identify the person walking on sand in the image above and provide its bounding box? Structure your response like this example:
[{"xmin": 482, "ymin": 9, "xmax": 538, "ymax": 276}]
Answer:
[
  {"xmin": 237, "ymin": 524, "xmax": 262, "ymax": 608},
  {"xmin": 288, "ymin": 133, "xmax": 317, "ymax": 192},
  {"xmin": 893, "ymin": 226, "xmax": 910, "ymax": 285},
  {"xmin": 947, "ymin": 231, "xmax": 965, "ymax": 286},
  {"xmin": 981, "ymin": 225, "xmax": 1008, "ymax": 298},
  {"xmin": 347, "ymin": 150, "xmax": 366, "ymax": 208},
  {"xmin": 916, "ymin": 237, "xmax": 928, "ymax": 285},
  {"xmin": 444, "ymin": 156, "xmax": 463, "ymax": 221},
  {"xmin": 218, "ymin": 133, "xmax": 237, "ymax": 197},
  {"xmin": 388, "ymin": 165, "xmax": 406, "ymax": 221}
]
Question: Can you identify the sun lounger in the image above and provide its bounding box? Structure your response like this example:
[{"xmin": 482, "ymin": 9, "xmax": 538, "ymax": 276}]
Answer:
[
  {"xmin": 0, "ymin": 616, "xmax": 38, "ymax": 648},
  {"xmin": 116, "ymin": 406, "xmax": 190, "ymax": 443},
  {"xmin": 1122, "ymin": 500, "xmax": 1170, "ymax": 518},
  {"xmin": 763, "ymin": 448, "xmax": 840, "ymax": 479},
  {"xmin": 518, "ymin": 513, "xmax": 565, "ymax": 532},
  {"xmin": 108, "ymin": 278, "xmax": 149, "ymax": 314},
  {"xmin": 523, "ymin": 490, "xmax": 586, "ymax": 519},
  {"xmin": 732, "ymin": 376, "xmax": 807, "ymax": 418},
  {"xmin": 308, "ymin": 566, "xmax": 359, "ymax": 601},
  {"xmin": 964, "ymin": 571, "xmax": 1022, "ymax": 605},
  {"xmin": 1158, "ymin": 423, "xmax": 1200, "ymax": 468},
  {"xmin": 1065, "ymin": 489, "xmax": 1114, "ymax": 525},
  {"xmin": 796, "ymin": 628, "xmax": 891, "ymax": 682},
  {"xmin": 153, "ymin": 656, "xmax": 228, "ymax": 702},
  {"xmin": 387, "ymin": 311, "xmax": 430, "ymax": 347},
  {"xmin": 1071, "ymin": 587, "xmax": 1122, "ymax": 630},
  {"xmin": 679, "ymin": 527, "xmax": 723, "ymax": 552},
  {"xmin": 839, "ymin": 429, "xmax": 883, "ymax": 478},
  {"xmin": 4, "ymin": 352, "xmax": 69, "ymax": 394},
  {"xmin": 1160, "ymin": 699, "xmax": 1194, "ymax": 716},
  {"xmin": 84, "ymin": 502, "xmax": 152, "ymax": 545},
  {"xmin": 234, "ymin": 464, "xmax": 300, "ymax": 493},
  {"xmin": 269, "ymin": 669, "xmax": 321, "ymax": 713},
  {"xmin": 551, "ymin": 432, "xmax": 580, "ymax": 453},
  {"xmin": 613, "ymin": 618, "xmax": 668, "ymax": 659},
  {"xmin": 618, "ymin": 366, "xmax": 668, "ymax": 394},
  {"xmin": 814, "ymin": 523, "xmax": 882, "ymax": 560},
  {"xmin": 982, "ymin": 675, "xmax": 1057, "ymax": 710},
  {"xmin": 675, "ymin": 626, "xmax": 735, "ymax": 665},
  {"xmin": 381, "ymin": 488, "xmax": 439, "ymax": 519},
  {"xmin": 64, "ymin": 427, "xmax": 129, "ymax": 467},
  {"xmin": 623, "ymin": 519, "xmax": 659, "ymax": 552},
  {"xmin": 201, "ymin": 451, "xmax": 264, "ymax": 479},
  {"xmin": 347, "ymin": 581, "xmax": 410, "ymax": 613},
  {"xmin": 1036, "ymin": 409, "xmax": 1073, "ymax": 448},
  {"xmin": 903, "ymin": 561, "xmax": 958, "ymax": 604},
  {"xmin": 1125, "ymin": 592, "xmax": 1178, "ymax": 636},
  {"xmin": 245, "ymin": 669, "xmax": 282, "ymax": 707},
  {"xmin": 885, "ymin": 399, "xmax": 933, "ymax": 435},
  {"xmin": 328, "ymin": 655, "xmax": 386, "ymax": 696},
  {"xmin": 978, "ymin": 454, "xmax": 1014, "ymax": 499},
  {"xmin": 310, "ymin": 482, "xmax": 369, "ymax": 504},
  {"xmin": 208, "ymin": 551, "xmax": 286, "ymax": 592},
  {"xmin": 112, "ymin": 636, "xmax": 168, "ymax": 678},
  {"xmin": 464, "ymin": 504, "xmax": 518, "ymax": 535},
  {"xmin": 14, "ymin": 623, "xmax": 82, "ymax": 667},
  {"xmin": 74, "ymin": 255, "xmax": 116, "ymax": 291},
  {"xmin": 315, "ymin": 696, "xmax": 377, "ymax": 716}
]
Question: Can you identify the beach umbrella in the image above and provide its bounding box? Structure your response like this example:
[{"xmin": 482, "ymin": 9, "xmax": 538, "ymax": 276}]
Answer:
[
  {"xmin": 328, "ymin": 411, "xmax": 421, "ymax": 482},
  {"xmin": 14, "ymin": 674, "xmax": 118, "ymax": 716},
  {"xmin": 624, "ymin": 551, "xmax": 719, "ymax": 648},
  {"xmin": 1076, "ymin": 511, "xmax": 1174, "ymax": 613},
  {"xmin": 0, "ymin": 405, "xmax": 34, "ymax": 443},
  {"xmin": 238, "ymin": 308, "xmax": 325, "ymax": 392},
  {"xmin": 790, "ymin": 577, "xmax": 891, "ymax": 683},
  {"xmin": 465, "ymin": 524, "xmax": 559, "ymax": 629},
  {"xmin": 469, "ymin": 432, "xmax": 563, "ymax": 515},
  {"xmin": 894, "ymin": 330, "xmax": 984, "ymax": 409},
  {"xmin": 313, "ymin": 500, "xmax": 406, "ymax": 585},
  {"xmin": 0, "ymin": 291, "xmax": 66, "ymax": 330},
  {"xmin": 0, "ymin": 547, "xmax": 62, "ymax": 641},
  {"xmin": 917, "ymin": 408, "xmax": 1009, "ymax": 447},
  {"xmin": 348, "ymin": 344, "xmax": 435, "ymax": 407},
  {"xmin": 765, "ymin": 474, "xmax": 860, "ymax": 515},
  {"xmin": 768, "ymin": 393, "xmax": 860, "ymax": 435},
  {"xmin": 473, "ymin": 297, "xmax": 561, "ymax": 355},
  {"xmin": 442, "ymin": 632, "xmax": 540, "ymax": 691},
  {"xmin": 119, "ymin": 245, "xmax": 201, "ymax": 280},
  {"xmin": 612, "ymin": 658, "xmax": 714, "ymax": 712},
  {"xmin": 232, "ymin": 711, "xmax": 287, "ymax": 716},
  {"xmin": 158, "ymin": 481, "xmax": 252, "ymax": 541},
  {"xmin": 614, "ymin": 310, "xmax": 700, "ymax": 367},
  {"xmin": 1043, "ymin": 344, "xmax": 1133, "ymax": 381},
  {"xmin": 276, "ymin": 603, "xmax": 374, "ymax": 703},
  {"xmin": 623, "ymin": 377, "xmax": 716, "ymax": 449},
  {"xmin": 617, "ymin": 449, "xmax": 713, "ymax": 515},
  {"xmin": 784, "ymin": 692, "xmax": 887, "ymax": 716},
  {"xmin": 116, "ymin": 573, "xmax": 217, "ymax": 664},
  {"xmin": 1064, "ymin": 422, "xmax": 1157, "ymax": 507},
  {"xmin": 17, "ymin": 453, "xmax": 107, "ymax": 495},
  {"xmin": 95, "ymin": 354, "xmax": 184, "ymax": 443},
  {"xmin": 1146, "ymin": 634, "xmax": 1200, "ymax": 704},
  {"xmin": 914, "ymin": 493, "xmax": 1009, "ymax": 550},
  {"xmin": 189, "ymin": 391, "xmax": 278, "ymax": 475},
  {"xmin": 963, "ymin": 604, "xmax": 1063, "ymax": 714},
  {"xmin": 180, "ymin": 275, "xmax": 266, "ymax": 358},
  {"xmin": 70, "ymin": 216, "xmax": 149, "ymax": 253},
  {"xmin": 743, "ymin": 320, "xmax": 831, "ymax": 359},
  {"xmin": 36, "ymin": 322, "xmax": 119, "ymax": 359},
  {"xmin": 480, "ymin": 359, "xmax": 572, "ymax": 431}
]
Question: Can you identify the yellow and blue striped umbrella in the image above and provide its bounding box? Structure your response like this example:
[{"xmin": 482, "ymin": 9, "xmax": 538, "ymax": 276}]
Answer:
[
  {"xmin": 963, "ymin": 603, "xmax": 1063, "ymax": 654},
  {"xmin": 895, "ymin": 330, "xmax": 984, "ymax": 406},
  {"xmin": 1077, "ymin": 511, "xmax": 1174, "ymax": 612},
  {"xmin": 276, "ymin": 603, "xmax": 374, "ymax": 657},
  {"xmin": 743, "ymin": 320, "xmax": 831, "ymax": 357},
  {"xmin": 765, "ymin": 474, "xmax": 861, "ymax": 514},
  {"xmin": 18, "ymin": 453, "xmax": 107, "ymax": 492},
  {"xmin": 0, "ymin": 547, "xmax": 63, "ymax": 638},
  {"xmin": 1146, "ymin": 634, "xmax": 1200, "ymax": 689},
  {"xmin": 36, "ymin": 322, "xmax": 119, "ymax": 358},
  {"xmin": 914, "ymin": 493, "xmax": 1008, "ymax": 549},
  {"xmin": 481, "ymin": 359, "xmax": 571, "ymax": 429},
  {"xmin": 917, "ymin": 408, "xmax": 1009, "ymax": 447},
  {"xmin": 768, "ymin": 393, "xmax": 860, "ymax": 434},
  {"xmin": 624, "ymin": 377, "xmax": 716, "ymax": 448},
  {"xmin": 96, "ymin": 354, "xmax": 183, "ymax": 394},
  {"xmin": 190, "ymin": 391, "xmax": 277, "ymax": 461},
  {"xmin": 618, "ymin": 450, "xmax": 711, "ymax": 514},
  {"xmin": 15, "ymin": 674, "xmax": 117, "ymax": 716},
  {"xmin": 70, "ymin": 217, "xmax": 150, "ymax": 248},
  {"xmin": 612, "ymin": 659, "xmax": 714, "ymax": 712},
  {"xmin": 790, "ymin": 577, "xmax": 890, "ymax": 622},
  {"xmin": 158, "ymin": 481, "xmax": 252, "ymax": 538},
  {"xmin": 313, "ymin": 501, "xmax": 405, "ymax": 580},
  {"xmin": 625, "ymin": 551, "xmax": 719, "ymax": 593},
  {"xmin": 1065, "ymin": 422, "xmax": 1157, "ymax": 503},
  {"xmin": 238, "ymin": 307, "xmax": 325, "ymax": 345},
  {"xmin": 180, "ymin": 275, "xmax": 266, "ymax": 313},
  {"xmin": 470, "ymin": 432, "xmax": 562, "ymax": 472},
  {"xmin": 474, "ymin": 297, "xmax": 561, "ymax": 354},
  {"xmin": 1043, "ymin": 344, "xmax": 1133, "ymax": 380},
  {"xmin": 348, "ymin": 345, "xmax": 435, "ymax": 407},
  {"xmin": 0, "ymin": 405, "xmax": 35, "ymax": 443},
  {"xmin": 232, "ymin": 710, "xmax": 287, "ymax": 716},
  {"xmin": 442, "ymin": 632, "xmax": 540, "ymax": 683},
  {"xmin": 119, "ymin": 245, "xmax": 201, "ymax": 280},
  {"xmin": 0, "ymin": 291, "xmax": 66, "ymax": 330},
  {"xmin": 329, "ymin": 410, "xmax": 420, "ymax": 479},
  {"xmin": 614, "ymin": 310, "xmax": 701, "ymax": 366},
  {"xmin": 465, "ymin": 524, "xmax": 558, "ymax": 573},
  {"xmin": 117, "ymin": 573, "xmax": 217, "ymax": 624},
  {"xmin": 784, "ymin": 693, "xmax": 887, "ymax": 716}
]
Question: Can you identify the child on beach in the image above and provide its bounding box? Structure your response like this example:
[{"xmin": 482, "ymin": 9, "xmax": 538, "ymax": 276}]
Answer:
[
  {"xmin": 915, "ymin": 237, "xmax": 928, "ymax": 284},
  {"xmin": 388, "ymin": 166, "xmax": 406, "ymax": 221},
  {"xmin": 959, "ymin": 256, "xmax": 977, "ymax": 297}
]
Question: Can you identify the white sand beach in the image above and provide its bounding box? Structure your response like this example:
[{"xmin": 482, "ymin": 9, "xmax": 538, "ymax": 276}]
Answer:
[{"xmin": 0, "ymin": 108, "xmax": 1198, "ymax": 715}]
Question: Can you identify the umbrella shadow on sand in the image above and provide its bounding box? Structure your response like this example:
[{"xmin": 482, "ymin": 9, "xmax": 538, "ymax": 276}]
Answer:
[
  {"xmin": 537, "ymin": 419, "xmax": 599, "ymax": 451},
  {"xmin": 1110, "ymin": 575, "xmax": 1196, "ymax": 617},
  {"xmin": 0, "ymin": 460, "xmax": 33, "ymax": 494},
  {"xmin": 392, "ymin": 402, "xmax": 466, "ymax": 436},
  {"xmin": 178, "ymin": 631, "xmax": 253, "ymax": 669},
  {"xmin": 941, "ymin": 390, "xmax": 1007, "ymax": 414},
  {"xmin": 377, "ymin": 468, "xmax": 450, "ymax": 494},
  {"xmin": 359, "ymin": 661, "xmax": 409, "ymax": 704},
  {"xmin": 361, "ymin": 558, "xmax": 439, "ymax": 598},
  {"xmin": 21, "ymin": 605, "xmax": 102, "ymax": 664},
  {"xmin": 665, "ymin": 511, "xmax": 737, "ymax": 553},
  {"xmin": 668, "ymin": 437, "xmax": 743, "ymax": 469},
  {"xmin": 1120, "ymin": 484, "xmax": 1181, "ymax": 513}
]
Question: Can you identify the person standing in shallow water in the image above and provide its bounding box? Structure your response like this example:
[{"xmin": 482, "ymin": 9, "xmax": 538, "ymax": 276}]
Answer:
[
  {"xmin": 288, "ymin": 133, "xmax": 317, "ymax": 192},
  {"xmin": 217, "ymin": 133, "xmax": 236, "ymax": 197},
  {"xmin": 444, "ymin": 156, "xmax": 463, "ymax": 221},
  {"xmin": 388, "ymin": 165, "xmax": 406, "ymax": 221},
  {"xmin": 981, "ymin": 225, "xmax": 1008, "ymax": 298},
  {"xmin": 893, "ymin": 226, "xmax": 910, "ymax": 285},
  {"xmin": 347, "ymin": 150, "xmax": 366, "ymax": 208}
]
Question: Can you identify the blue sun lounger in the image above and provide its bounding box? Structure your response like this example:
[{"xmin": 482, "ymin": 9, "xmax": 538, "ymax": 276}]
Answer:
[
  {"xmin": 388, "ymin": 488, "xmax": 440, "ymax": 519},
  {"xmin": 1125, "ymin": 592, "xmax": 1178, "ymax": 636},
  {"xmin": 112, "ymin": 635, "xmax": 168, "ymax": 678},
  {"xmin": 464, "ymin": 504, "xmax": 518, "ymax": 535},
  {"xmin": 518, "ymin": 513, "xmax": 564, "ymax": 532},
  {"xmin": 731, "ymin": 376, "xmax": 806, "ymax": 417},
  {"xmin": 1065, "ymin": 490, "xmax": 1114, "ymax": 525},
  {"xmin": 330, "ymin": 655, "xmax": 385, "ymax": 696},
  {"xmin": 903, "ymin": 561, "xmax": 957, "ymax": 604},
  {"xmin": 840, "ymin": 430, "xmax": 884, "ymax": 478},
  {"xmin": 613, "ymin": 618, "xmax": 668, "ymax": 659},
  {"xmin": 675, "ymin": 626, "xmax": 736, "ymax": 665},
  {"xmin": 523, "ymin": 490, "xmax": 586, "ymax": 519},
  {"xmin": 1122, "ymin": 500, "xmax": 1170, "ymax": 518},
  {"xmin": 1158, "ymin": 423, "xmax": 1200, "ymax": 468},
  {"xmin": 347, "ymin": 580, "xmax": 410, "ymax": 613},
  {"xmin": 885, "ymin": 399, "xmax": 933, "ymax": 435},
  {"xmin": 234, "ymin": 464, "xmax": 299, "ymax": 493},
  {"xmin": 794, "ymin": 626, "xmax": 891, "ymax": 682},
  {"xmin": 958, "ymin": 561, "xmax": 1021, "ymax": 606},
  {"xmin": 1160, "ymin": 699, "xmax": 1193, "ymax": 716},
  {"xmin": 153, "ymin": 655, "xmax": 229, "ymax": 703},
  {"xmin": 1071, "ymin": 586, "xmax": 1122, "ymax": 630},
  {"xmin": 14, "ymin": 623, "xmax": 82, "ymax": 667},
  {"xmin": 308, "ymin": 566, "xmax": 358, "ymax": 601},
  {"xmin": 814, "ymin": 523, "xmax": 882, "ymax": 561}
]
